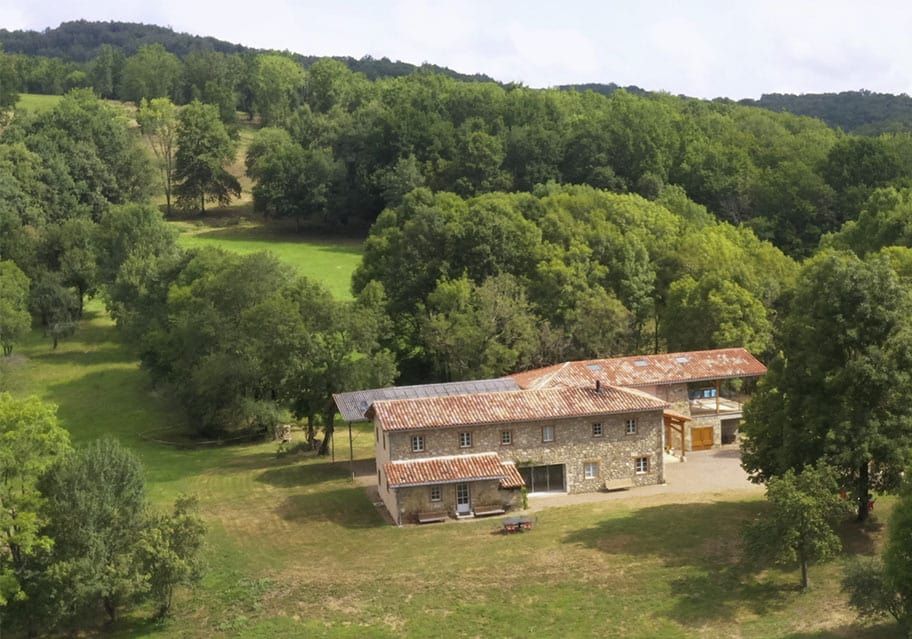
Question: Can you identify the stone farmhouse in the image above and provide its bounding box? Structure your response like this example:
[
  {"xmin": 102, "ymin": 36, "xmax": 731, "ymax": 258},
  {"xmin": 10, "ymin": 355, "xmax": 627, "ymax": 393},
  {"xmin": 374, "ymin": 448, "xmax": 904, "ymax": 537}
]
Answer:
[{"xmin": 334, "ymin": 347, "xmax": 765, "ymax": 525}]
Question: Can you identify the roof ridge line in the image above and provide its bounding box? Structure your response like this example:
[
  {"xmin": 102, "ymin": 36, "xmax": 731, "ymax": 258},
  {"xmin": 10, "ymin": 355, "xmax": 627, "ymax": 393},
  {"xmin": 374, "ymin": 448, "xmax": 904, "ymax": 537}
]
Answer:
[{"xmin": 533, "ymin": 361, "xmax": 571, "ymax": 390}]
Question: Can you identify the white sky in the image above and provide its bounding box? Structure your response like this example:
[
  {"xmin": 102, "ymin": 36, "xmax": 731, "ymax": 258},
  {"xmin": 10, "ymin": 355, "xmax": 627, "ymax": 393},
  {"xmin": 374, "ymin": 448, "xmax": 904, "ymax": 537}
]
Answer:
[{"xmin": 4, "ymin": 0, "xmax": 912, "ymax": 99}]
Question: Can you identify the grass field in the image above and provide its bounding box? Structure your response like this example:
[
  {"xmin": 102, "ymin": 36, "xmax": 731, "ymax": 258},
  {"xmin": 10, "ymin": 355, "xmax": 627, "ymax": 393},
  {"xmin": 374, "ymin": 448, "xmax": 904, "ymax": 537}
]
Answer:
[
  {"xmin": 15, "ymin": 93, "xmax": 63, "ymax": 113},
  {"xmin": 0, "ymin": 299, "xmax": 900, "ymax": 638},
  {"xmin": 174, "ymin": 224, "xmax": 363, "ymax": 300}
]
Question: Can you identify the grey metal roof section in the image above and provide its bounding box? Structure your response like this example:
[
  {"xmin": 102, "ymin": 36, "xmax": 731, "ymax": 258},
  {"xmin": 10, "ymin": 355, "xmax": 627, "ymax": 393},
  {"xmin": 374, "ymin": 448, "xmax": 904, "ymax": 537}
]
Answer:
[{"xmin": 333, "ymin": 377, "xmax": 521, "ymax": 422}]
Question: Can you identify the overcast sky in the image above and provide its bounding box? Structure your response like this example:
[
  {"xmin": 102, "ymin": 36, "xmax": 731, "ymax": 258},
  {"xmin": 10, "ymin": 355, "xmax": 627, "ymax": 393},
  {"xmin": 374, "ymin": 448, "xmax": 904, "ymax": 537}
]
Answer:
[{"xmin": 3, "ymin": 0, "xmax": 912, "ymax": 99}]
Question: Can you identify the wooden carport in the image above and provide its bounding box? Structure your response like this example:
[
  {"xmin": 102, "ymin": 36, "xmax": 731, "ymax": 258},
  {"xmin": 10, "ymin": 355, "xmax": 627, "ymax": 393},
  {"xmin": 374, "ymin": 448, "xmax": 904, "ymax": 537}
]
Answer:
[{"xmin": 663, "ymin": 410, "xmax": 691, "ymax": 461}]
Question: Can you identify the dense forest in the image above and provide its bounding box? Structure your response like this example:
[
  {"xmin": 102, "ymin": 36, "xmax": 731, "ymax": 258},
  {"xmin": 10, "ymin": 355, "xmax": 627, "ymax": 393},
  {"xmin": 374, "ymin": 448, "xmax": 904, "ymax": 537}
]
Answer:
[
  {"xmin": 741, "ymin": 90, "xmax": 912, "ymax": 134},
  {"xmin": 0, "ymin": 20, "xmax": 494, "ymax": 82},
  {"xmin": 4, "ymin": 22, "xmax": 912, "ymax": 437}
]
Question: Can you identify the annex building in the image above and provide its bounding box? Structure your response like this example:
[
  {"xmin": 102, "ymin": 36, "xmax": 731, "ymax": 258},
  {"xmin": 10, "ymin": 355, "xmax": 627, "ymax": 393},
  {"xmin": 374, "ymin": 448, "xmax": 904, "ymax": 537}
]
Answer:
[{"xmin": 334, "ymin": 347, "xmax": 766, "ymax": 525}]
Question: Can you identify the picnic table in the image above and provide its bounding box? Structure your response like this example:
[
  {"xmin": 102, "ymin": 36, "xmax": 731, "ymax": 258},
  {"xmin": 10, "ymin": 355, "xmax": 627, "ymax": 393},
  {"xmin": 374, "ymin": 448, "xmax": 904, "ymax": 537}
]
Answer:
[{"xmin": 501, "ymin": 516, "xmax": 534, "ymax": 534}]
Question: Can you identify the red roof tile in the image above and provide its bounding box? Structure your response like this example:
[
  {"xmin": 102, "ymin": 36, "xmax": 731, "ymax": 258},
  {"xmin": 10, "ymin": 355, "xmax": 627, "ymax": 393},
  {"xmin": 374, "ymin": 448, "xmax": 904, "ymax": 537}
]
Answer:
[
  {"xmin": 499, "ymin": 461, "xmax": 525, "ymax": 489},
  {"xmin": 384, "ymin": 453, "xmax": 524, "ymax": 488},
  {"xmin": 512, "ymin": 348, "xmax": 766, "ymax": 390},
  {"xmin": 369, "ymin": 386, "xmax": 667, "ymax": 432}
]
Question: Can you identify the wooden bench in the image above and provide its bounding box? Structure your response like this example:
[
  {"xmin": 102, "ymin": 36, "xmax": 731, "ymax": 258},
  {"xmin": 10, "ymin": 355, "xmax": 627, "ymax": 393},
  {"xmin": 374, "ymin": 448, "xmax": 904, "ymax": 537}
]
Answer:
[
  {"xmin": 604, "ymin": 477, "xmax": 635, "ymax": 491},
  {"xmin": 473, "ymin": 503, "xmax": 506, "ymax": 517},
  {"xmin": 417, "ymin": 511, "xmax": 448, "ymax": 524}
]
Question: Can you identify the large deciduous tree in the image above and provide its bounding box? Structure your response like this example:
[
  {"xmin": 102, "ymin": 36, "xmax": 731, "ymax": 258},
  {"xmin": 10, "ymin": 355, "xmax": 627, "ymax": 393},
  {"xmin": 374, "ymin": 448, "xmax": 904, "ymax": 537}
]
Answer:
[
  {"xmin": 0, "ymin": 261, "xmax": 30, "ymax": 356},
  {"xmin": 0, "ymin": 395, "xmax": 71, "ymax": 617},
  {"xmin": 137, "ymin": 98, "xmax": 179, "ymax": 216},
  {"xmin": 741, "ymin": 250, "xmax": 912, "ymax": 521},
  {"xmin": 39, "ymin": 438, "xmax": 149, "ymax": 625},
  {"xmin": 174, "ymin": 100, "xmax": 240, "ymax": 215}
]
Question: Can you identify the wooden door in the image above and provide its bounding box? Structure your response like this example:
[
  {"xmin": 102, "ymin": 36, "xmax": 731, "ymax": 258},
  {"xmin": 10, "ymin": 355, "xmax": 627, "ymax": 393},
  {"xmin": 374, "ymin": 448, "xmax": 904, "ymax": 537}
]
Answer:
[{"xmin": 691, "ymin": 426, "xmax": 714, "ymax": 451}]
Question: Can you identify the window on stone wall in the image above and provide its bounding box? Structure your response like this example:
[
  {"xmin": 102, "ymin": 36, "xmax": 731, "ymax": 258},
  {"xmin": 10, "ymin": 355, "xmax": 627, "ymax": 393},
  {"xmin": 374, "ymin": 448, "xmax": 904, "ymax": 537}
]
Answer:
[
  {"xmin": 542, "ymin": 425, "xmax": 555, "ymax": 443},
  {"xmin": 411, "ymin": 435, "xmax": 425, "ymax": 452},
  {"xmin": 592, "ymin": 422, "xmax": 604, "ymax": 437},
  {"xmin": 501, "ymin": 430, "xmax": 513, "ymax": 445},
  {"xmin": 459, "ymin": 431, "xmax": 473, "ymax": 448},
  {"xmin": 430, "ymin": 485, "xmax": 442, "ymax": 501},
  {"xmin": 635, "ymin": 456, "xmax": 649, "ymax": 474},
  {"xmin": 625, "ymin": 419, "xmax": 637, "ymax": 435},
  {"xmin": 584, "ymin": 462, "xmax": 599, "ymax": 479}
]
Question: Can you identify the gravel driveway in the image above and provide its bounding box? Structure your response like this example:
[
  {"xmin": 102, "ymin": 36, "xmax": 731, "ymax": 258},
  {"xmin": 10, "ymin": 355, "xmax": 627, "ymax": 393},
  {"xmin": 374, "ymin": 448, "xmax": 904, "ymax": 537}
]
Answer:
[{"xmin": 527, "ymin": 446, "xmax": 763, "ymax": 511}]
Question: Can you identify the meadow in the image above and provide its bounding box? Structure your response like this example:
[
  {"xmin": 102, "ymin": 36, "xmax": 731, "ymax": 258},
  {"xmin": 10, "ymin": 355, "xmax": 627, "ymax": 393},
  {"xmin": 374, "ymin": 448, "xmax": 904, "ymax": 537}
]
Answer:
[
  {"xmin": 3, "ymin": 92, "xmax": 898, "ymax": 638},
  {"xmin": 0, "ymin": 295, "xmax": 899, "ymax": 638}
]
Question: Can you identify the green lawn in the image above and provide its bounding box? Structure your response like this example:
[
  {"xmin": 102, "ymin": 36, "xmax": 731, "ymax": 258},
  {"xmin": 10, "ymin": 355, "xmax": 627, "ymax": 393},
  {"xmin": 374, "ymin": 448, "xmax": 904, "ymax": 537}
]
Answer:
[
  {"xmin": 15, "ymin": 93, "xmax": 63, "ymax": 113},
  {"xmin": 174, "ymin": 224, "xmax": 363, "ymax": 300},
  {"xmin": 0, "ymin": 304, "xmax": 900, "ymax": 638}
]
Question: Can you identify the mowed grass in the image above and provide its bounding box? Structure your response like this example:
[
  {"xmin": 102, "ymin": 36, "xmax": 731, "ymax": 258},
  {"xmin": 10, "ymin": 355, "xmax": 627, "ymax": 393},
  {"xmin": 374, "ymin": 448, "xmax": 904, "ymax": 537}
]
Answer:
[
  {"xmin": 0, "ymin": 301, "xmax": 900, "ymax": 638},
  {"xmin": 174, "ymin": 224, "xmax": 363, "ymax": 300},
  {"xmin": 15, "ymin": 92, "xmax": 62, "ymax": 112}
]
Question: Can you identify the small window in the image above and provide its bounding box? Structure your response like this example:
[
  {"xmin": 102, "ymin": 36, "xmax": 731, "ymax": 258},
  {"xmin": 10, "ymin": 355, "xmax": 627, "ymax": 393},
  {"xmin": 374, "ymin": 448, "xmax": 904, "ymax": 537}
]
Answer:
[
  {"xmin": 459, "ymin": 432, "xmax": 472, "ymax": 448},
  {"xmin": 383, "ymin": 433, "xmax": 386, "ymax": 449},
  {"xmin": 542, "ymin": 425, "xmax": 555, "ymax": 443},
  {"xmin": 592, "ymin": 422, "xmax": 604, "ymax": 437},
  {"xmin": 375, "ymin": 426, "xmax": 379, "ymax": 442},
  {"xmin": 625, "ymin": 419, "xmax": 637, "ymax": 435},
  {"xmin": 377, "ymin": 469, "xmax": 381, "ymax": 484},
  {"xmin": 501, "ymin": 430, "xmax": 513, "ymax": 445},
  {"xmin": 430, "ymin": 485, "xmax": 442, "ymax": 502},
  {"xmin": 584, "ymin": 462, "xmax": 599, "ymax": 479},
  {"xmin": 411, "ymin": 435, "xmax": 425, "ymax": 452},
  {"xmin": 635, "ymin": 456, "xmax": 649, "ymax": 474}
]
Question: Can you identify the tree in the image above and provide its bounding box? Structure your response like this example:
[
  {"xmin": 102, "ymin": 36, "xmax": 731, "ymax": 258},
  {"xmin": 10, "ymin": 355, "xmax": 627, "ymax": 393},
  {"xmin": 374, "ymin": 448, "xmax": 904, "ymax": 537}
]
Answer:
[
  {"xmin": 252, "ymin": 54, "xmax": 304, "ymax": 127},
  {"xmin": 741, "ymin": 251, "xmax": 912, "ymax": 522},
  {"xmin": 173, "ymin": 100, "xmax": 240, "ymax": 214},
  {"xmin": 88, "ymin": 44, "xmax": 119, "ymax": 99},
  {"xmin": 137, "ymin": 98, "xmax": 179, "ymax": 216},
  {"xmin": 419, "ymin": 274, "xmax": 539, "ymax": 381},
  {"xmin": 0, "ymin": 395, "xmax": 71, "ymax": 616},
  {"xmin": 743, "ymin": 464, "xmax": 851, "ymax": 590},
  {"xmin": 40, "ymin": 438, "xmax": 149, "ymax": 624},
  {"xmin": 29, "ymin": 272, "xmax": 79, "ymax": 349},
  {"xmin": 843, "ymin": 484, "xmax": 912, "ymax": 633},
  {"xmin": 120, "ymin": 44, "xmax": 181, "ymax": 103},
  {"xmin": 137, "ymin": 496, "xmax": 205, "ymax": 619},
  {"xmin": 0, "ymin": 261, "xmax": 30, "ymax": 356},
  {"xmin": 0, "ymin": 46, "xmax": 19, "ymax": 113}
]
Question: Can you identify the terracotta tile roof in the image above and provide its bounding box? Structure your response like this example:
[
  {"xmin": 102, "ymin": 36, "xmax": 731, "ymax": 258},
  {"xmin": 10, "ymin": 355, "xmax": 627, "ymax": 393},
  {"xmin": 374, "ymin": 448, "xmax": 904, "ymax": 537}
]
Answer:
[
  {"xmin": 333, "ymin": 377, "xmax": 520, "ymax": 422},
  {"xmin": 369, "ymin": 386, "xmax": 667, "ymax": 432},
  {"xmin": 384, "ymin": 453, "xmax": 525, "ymax": 488},
  {"xmin": 512, "ymin": 348, "xmax": 767, "ymax": 390},
  {"xmin": 499, "ymin": 461, "xmax": 525, "ymax": 489}
]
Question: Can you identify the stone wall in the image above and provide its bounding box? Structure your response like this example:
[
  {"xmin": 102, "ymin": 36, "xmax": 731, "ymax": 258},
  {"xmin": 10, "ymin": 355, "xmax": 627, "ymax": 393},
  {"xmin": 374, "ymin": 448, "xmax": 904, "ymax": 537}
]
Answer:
[
  {"xmin": 395, "ymin": 481, "xmax": 519, "ymax": 523},
  {"xmin": 382, "ymin": 409, "xmax": 665, "ymax": 494}
]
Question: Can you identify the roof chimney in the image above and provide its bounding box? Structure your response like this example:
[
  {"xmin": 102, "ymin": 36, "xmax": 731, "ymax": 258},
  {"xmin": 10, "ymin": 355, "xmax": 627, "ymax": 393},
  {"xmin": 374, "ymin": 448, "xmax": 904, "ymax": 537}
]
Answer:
[{"xmin": 595, "ymin": 379, "xmax": 602, "ymax": 393}]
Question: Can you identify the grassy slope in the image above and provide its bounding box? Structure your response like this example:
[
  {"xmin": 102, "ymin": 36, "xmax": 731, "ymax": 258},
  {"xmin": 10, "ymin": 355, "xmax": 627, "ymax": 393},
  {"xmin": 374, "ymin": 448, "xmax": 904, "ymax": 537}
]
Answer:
[
  {"xmin": 0, "ymin": 302, "xmax": 899, "ymax": 638},
  {"xmin": 175, "ymin": 225, "xmax": 362, "ymax": 300},
  {"xmin": 15, "ymin": 92, "xmax": 62, "ymax": 112}
]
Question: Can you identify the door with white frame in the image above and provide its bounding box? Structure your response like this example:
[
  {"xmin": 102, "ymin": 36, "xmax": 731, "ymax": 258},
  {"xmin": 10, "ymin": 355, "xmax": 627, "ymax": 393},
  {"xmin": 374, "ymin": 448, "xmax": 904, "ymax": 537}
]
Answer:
[{"xmin": 455, "ymin": 482, "xmax": 471, "ymax": 515}]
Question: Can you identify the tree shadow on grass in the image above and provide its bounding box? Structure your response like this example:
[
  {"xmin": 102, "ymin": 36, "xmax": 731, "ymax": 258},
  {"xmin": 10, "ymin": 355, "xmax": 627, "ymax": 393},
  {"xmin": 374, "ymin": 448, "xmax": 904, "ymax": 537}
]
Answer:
[
  {"xmin": 562, "ymin": 501, "xmax": 796, "ymax": 626},
  {"xmin": 782, "ymin": 622, "xmax": 902, "ymax": 638},
  {"xmin": 31, "ymin": 344, "xmax": 136, "ymax": 367},
  {"xmin": 273, "ymin": 487, "xmax": 385, "ymax": 529},
  {"xmin": 255, "ymin": 460, "xmax": 385, "ymax": 529}
]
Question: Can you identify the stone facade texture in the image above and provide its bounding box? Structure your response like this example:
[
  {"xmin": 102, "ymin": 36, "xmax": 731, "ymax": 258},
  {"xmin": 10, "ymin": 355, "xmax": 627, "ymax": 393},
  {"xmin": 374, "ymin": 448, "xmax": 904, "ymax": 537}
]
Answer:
[{"xmin": 374, "ymin": 407, "xmax": 665, "ymax": 524}]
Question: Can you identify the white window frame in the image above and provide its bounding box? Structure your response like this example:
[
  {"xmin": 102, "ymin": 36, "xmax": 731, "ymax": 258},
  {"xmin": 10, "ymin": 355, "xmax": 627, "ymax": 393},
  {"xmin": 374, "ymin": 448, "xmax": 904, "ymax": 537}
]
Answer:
[
  {"xmin": 458, "ymin": 431, "xmax": 473, "ymax": 448},
  {"xmin": 584, "ymin": 462, "xmax": 599, "ymax": 480},
  {"xmin": 592, "ymin": 422, "xmax": 604, "ymax": 437},
  {"xmin": 635, "ymin": 456, "xmax": 649, "ymax": 474},
  {"xmin": 501, "ymin": 430, "xmax": 513, "ymax": 445},
  {"xmin": 625, "ymin": 419, "xmax": 638, "ymax": 435},
  {"xmin": 411, "ymin": 434, "xmax": 425, "ymax": 452},
  {"xmin": 430, "ymin": 485, "xmax": 442, "ymax": 502},
  {"xmin": 542, "ymin": 425, "xmax": 555, "ymax": 443}
]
